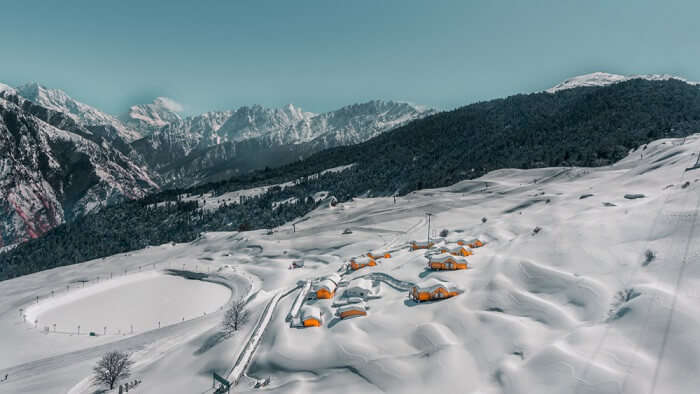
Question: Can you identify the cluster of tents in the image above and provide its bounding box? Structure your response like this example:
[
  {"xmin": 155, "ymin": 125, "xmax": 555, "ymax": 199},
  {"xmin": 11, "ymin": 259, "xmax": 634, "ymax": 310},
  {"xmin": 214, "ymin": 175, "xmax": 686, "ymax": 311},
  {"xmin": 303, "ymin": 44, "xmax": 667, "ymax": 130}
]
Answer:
[
  {"xmin": 416, "ymin": 238, "xmax": 485, "ymax": 271},
  {"xmin": 300, "ymin": 275, "xmax": 380, "ymax": 327},
  {"xmin": 347, "ymin": 250, "xmax": 393, "ymax": 271},
  {"xmin": 297, "ymin": 237, "xmax": 487, "ymax": 327},
  {"xmin": 408, "ymin": 237, "xmax": 486, "ymax": 302}
]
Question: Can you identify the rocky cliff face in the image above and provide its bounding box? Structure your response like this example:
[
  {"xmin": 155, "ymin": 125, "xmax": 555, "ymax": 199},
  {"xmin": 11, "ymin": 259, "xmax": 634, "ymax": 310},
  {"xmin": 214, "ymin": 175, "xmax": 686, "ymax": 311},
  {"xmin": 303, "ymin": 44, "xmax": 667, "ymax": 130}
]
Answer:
[{"xmin": 0, "ymin": 92, "xmax": 158, "ymax": 246}]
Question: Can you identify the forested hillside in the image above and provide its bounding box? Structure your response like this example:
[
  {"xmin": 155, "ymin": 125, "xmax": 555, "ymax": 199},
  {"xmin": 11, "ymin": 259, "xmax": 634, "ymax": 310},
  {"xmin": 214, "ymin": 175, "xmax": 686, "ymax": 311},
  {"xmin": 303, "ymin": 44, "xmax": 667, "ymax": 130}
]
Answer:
[{"xmin": 3, "ymin": 78, "xmax": 700, "ymax": 280}]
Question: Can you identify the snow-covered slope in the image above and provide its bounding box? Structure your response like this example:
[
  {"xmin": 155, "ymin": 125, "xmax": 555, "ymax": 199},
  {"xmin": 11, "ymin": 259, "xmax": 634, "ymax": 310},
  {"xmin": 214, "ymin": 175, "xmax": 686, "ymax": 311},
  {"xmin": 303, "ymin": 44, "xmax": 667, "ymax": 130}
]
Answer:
[
  {"xmin": 3, "ymin": 133, "xmax": 700, "ymax": 393},
  {"xmin": 0, "ymin": 93, "xmax": 158, "ymax": 246},
  {"xmin": 16, "ymin": 83, "xmax": 142, "ymax": 142},
  {"xmin": 546, "ymin": 71, "xmax": 699, "ymax": 93}
]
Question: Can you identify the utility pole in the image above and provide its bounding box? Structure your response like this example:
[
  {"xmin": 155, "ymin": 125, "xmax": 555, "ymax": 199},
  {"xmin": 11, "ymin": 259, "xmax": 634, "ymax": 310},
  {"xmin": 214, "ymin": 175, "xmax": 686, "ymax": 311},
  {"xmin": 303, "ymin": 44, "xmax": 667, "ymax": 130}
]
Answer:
[{"xmin": 426, "ymin": 213, "xmax": 432, "ymax": 245}]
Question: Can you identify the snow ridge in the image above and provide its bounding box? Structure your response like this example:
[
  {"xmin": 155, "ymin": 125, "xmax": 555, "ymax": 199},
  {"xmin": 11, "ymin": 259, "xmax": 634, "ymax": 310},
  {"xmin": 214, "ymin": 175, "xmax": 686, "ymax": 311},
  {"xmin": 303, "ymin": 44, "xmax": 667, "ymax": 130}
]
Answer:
[
  {"xmin": 16, "ymin": 82, "xmax": 143, "ymax": 142},
  {"xmin": 546, "ymin": 72, "xmax": 699, "ymax": 93}
]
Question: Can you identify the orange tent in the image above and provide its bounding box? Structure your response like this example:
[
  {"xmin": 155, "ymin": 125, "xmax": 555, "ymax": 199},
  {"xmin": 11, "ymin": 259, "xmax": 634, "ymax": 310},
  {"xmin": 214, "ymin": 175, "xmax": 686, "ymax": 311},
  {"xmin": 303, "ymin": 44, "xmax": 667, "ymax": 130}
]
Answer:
[
  {"xmin": 410, "ymin": 279, "xmax": 462, "ymax": 302},
  {"xmin": 301, "ymin": 306, "xmax": 322, "ymax": 327},
  {"xmin": 457, "ymin": 238, "xmax": 484, "ymax": 248},
  {"xmin": 338, "ymin": 304, "xmax": 367, "ymax": 319},
  {"xmin": 349, "ymin": 257, "xmax": 377, "ymax": 271}
]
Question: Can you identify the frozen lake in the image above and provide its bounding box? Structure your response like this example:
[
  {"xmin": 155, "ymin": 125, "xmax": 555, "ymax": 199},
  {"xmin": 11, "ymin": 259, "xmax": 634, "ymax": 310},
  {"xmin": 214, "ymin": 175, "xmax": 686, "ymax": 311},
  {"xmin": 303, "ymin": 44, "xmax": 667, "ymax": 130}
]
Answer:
[{"xmin": 30, "ymin": 272, "xmax": 231, "ymax": 335}]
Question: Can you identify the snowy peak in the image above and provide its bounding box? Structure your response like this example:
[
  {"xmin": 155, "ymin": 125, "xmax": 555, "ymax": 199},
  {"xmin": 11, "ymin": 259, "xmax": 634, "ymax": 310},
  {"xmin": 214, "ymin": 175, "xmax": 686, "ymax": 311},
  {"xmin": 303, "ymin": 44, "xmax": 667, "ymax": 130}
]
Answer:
[
  {"xmin": 0, "ymin": 82, "xmax": 16, "ymax": 95},
  {"xmin": 123, "ymin": 97, "xmax": 184, "ymax": 135},
  {"xmin": 15, "ymin": 82, "xmax": 143, "ymax": 142},
  {"xmin": 546, "ymin": 72, "xmax": 699, "ymax": 93},
  {"xmin": 217, "ymin": 104, "xmax": 314, "ymax": 143}
]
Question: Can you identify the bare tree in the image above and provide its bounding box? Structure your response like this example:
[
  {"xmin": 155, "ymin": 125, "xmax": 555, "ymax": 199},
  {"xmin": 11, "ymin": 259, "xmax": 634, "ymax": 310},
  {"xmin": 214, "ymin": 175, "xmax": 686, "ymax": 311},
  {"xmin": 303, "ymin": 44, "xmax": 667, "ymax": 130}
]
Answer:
[
  {"xmin": 92, "ymin": 351, "xmax": 133, "ymax": 390},
  {"xmin": 223, "ymin": 299, "xmax": 249, "ymax": 336}
]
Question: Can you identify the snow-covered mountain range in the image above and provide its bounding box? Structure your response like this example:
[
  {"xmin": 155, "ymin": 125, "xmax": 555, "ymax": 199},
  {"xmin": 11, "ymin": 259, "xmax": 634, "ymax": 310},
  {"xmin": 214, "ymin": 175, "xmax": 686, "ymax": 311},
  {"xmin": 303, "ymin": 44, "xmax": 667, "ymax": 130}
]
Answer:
[
  {"xmin": 131, "ymin": 99, "xmax": 434, "ymax": 185},
  {"xmin": 0, "ymin": 82, "xmax": 435, "ymax": 245},
  {"xmin": 546, "ymin": 71, "xmax": 699, "ymax": 93}
]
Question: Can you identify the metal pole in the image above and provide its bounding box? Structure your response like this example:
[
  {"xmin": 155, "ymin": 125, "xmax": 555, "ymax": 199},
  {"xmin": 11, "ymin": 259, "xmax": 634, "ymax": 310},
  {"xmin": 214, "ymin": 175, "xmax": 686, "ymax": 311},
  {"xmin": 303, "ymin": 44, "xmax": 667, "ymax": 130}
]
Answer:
[{"xmin": 426, "ymin": 213, "xmax": 432, "ymax": 244}]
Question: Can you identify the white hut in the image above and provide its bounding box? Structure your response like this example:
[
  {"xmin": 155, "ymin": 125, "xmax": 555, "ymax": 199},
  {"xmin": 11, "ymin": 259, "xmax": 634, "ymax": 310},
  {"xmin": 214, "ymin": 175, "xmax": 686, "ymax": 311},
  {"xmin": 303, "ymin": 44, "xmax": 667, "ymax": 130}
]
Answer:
[{"xmin": 343, "ymin": 278, "xmax": 381, "ymax": 299}]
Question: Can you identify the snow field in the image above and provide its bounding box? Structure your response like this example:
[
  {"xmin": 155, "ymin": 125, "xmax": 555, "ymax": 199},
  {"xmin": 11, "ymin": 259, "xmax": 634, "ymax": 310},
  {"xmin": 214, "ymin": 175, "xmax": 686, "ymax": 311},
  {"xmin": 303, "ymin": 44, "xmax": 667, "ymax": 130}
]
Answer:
[
  {"xmin": 3, "ymin": 135, "xmax": 700, "ymax": 393},
  {"xmin": 27, "ymin": 271, "xmax": 231, "ymax": 335}
]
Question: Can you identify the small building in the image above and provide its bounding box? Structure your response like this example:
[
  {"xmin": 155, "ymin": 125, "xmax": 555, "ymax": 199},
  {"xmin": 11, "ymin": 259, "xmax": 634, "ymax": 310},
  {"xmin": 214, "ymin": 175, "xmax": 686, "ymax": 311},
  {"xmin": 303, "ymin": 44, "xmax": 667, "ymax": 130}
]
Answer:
[
  {"xmin": 410, "ymin": 240, "xmax": 434, "ymax": 250},
  {"xmin": 337, "ymin": 304, "xmax": 367, "ymax": 319},
  {"xmin": 314, "ymin": 279, "xmax": 337, "ymax": 299},
  {"xmin": 427, "ymin": 253, "xmax": 469, "ymax": 270},
  {"xmin": 343, "ymin": 278, "xmax": 381, "ymax": 299},
  {"xmin": 448, "ymin": 246, "xmax": 472, "ymax": 256},
  {"xmin": 367, "ymin": 250, "xmax": 392, "ymax": 260},
  {"xmin": 300, "ymin": 306, "xmax": 322, "ymax": 327},
  {"xmin": 309, "ymin": 273, "xmax": 341, "ymax": 299},
  {"xmin": 434, "ymin": 245, "xmax": 471, "ymax": 256},
  {"xmin": 350, "ymin": 256, "xmax": 377, "ymax": 271},
  {"xmin": 409, "ymin": 279, "xmax": 462, "ymax": 302},
  {"xmin": 457, "ymin": 238, "xmax": 484, "ymax": 248}
]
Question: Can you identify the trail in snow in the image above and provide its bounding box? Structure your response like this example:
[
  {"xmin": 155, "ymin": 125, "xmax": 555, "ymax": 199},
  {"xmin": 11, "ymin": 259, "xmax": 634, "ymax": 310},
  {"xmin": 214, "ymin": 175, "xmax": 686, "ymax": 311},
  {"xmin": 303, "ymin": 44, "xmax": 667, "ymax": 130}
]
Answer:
[{"xmin": 227, "ymin": 287, "xmax": 297, "ymax": 385}]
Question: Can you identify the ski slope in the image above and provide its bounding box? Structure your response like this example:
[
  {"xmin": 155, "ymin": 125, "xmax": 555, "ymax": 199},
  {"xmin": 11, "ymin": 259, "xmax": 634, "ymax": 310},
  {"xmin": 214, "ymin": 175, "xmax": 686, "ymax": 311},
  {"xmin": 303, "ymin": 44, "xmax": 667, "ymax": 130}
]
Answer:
[{"xmin": 2, "ymin": 134, "xmax": 700, "ymax": 393}]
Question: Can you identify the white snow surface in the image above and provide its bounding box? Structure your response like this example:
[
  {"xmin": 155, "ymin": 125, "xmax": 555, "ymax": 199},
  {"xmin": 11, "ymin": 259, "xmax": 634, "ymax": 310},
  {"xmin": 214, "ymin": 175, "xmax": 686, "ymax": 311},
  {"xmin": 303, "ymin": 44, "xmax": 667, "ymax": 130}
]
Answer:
[
  {"xmin": 546, "ymin": 71, "xmax": 699, "ymax": 93},
  {"xmin": 3, "ymin": 134, "xmax": 700, "ymax": 393},
  {"xmin": 26, "ymin": 271, "xmax": 230, "ymax": 335}
]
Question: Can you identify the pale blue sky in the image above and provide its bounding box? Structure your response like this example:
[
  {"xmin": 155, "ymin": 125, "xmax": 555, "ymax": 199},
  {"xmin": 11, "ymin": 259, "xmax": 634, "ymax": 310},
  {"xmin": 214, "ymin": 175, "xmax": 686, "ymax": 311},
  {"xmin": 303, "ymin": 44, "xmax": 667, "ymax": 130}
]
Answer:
[{"xmin": 1, "ymin": 0, "xmax": 698, "ymax": 115}]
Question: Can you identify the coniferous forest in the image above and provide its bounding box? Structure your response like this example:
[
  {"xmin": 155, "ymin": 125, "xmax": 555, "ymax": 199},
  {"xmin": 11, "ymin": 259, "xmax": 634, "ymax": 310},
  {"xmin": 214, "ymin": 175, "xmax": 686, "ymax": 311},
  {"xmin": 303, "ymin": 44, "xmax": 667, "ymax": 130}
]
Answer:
[{"xmin": 3, "ymin": 78, "xmax": 700, "ymax": 280}]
